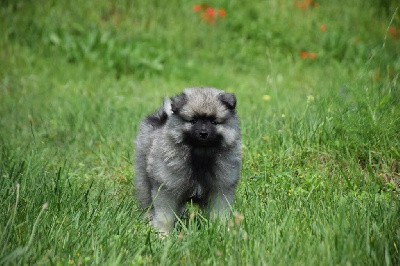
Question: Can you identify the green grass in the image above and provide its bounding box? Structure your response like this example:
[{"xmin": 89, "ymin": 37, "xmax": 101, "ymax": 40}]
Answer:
[{"xmin": 1, "ymin": 0, "xmax": 399, "ymax": 264}]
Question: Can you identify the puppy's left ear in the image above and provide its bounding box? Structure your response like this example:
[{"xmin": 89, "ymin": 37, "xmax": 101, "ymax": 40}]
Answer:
[{"xmin": 219, "ymin": 93, "xmax": 237, "ymax": 110}]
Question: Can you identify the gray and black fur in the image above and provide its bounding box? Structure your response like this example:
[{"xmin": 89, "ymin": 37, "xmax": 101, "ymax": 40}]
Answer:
[{"xmin": 134, "ymin": 88, "xmax": 241, "ymax": 234}]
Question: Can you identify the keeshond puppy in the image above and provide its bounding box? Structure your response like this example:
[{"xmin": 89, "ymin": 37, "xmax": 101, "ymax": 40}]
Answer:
[{"xmin": 134, "ymin": 88, "xmax": 241, "ymax": 234}]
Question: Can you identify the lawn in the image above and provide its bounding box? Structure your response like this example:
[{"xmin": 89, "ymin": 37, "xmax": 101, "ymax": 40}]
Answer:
[{"xmin": 1, "ymin": 0, "xmax": 399, "ymax": 265}]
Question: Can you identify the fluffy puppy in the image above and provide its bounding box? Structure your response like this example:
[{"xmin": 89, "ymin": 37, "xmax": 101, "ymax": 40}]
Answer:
[{"xmin": 135, "ymin": 88, "xmax": 241, "ymax": 234}]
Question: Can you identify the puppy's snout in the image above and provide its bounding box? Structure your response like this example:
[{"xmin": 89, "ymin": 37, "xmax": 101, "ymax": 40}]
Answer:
[
  {"xmin": 199, "ymin": 132, "xmax": 209, "ymax": 139},
  {"xmin": 190, "ymin": 119, "xmax": 218, "ymax": 146},
  {"xmin": 199, "ymin": 123, "xmax": 209, "ymax": 139}
]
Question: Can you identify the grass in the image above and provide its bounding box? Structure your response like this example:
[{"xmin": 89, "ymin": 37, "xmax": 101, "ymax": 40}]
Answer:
[{"xmin": 1, "ymin": 0, "xmax": 399, "ymax": 264}]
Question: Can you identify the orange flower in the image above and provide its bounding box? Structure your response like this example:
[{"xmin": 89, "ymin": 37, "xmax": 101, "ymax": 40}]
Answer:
[
  {"xmin": 193, "ymin": 5, "xmax": 202, "ymax": 13},
  {"xmin": 219, "ymin": 9, "xmax": 226, "ymax": 18},
  {"xmin": 300, "ymin": 51, "xmax": 317, "ymax": 60},
  {"xmin": 300, "ymin": 51, "xmax": 308, "ymax": 60},
  {"xmin": 389, "ymin": 26, "xmax": 399, "ymax": 39},
  {"xmin": 295, "ymin": 0, "xmax": 317, "ymax": 10},
  {"xmin": 320, "ymin": 24, "xmax": 327, "ymax": 32}
]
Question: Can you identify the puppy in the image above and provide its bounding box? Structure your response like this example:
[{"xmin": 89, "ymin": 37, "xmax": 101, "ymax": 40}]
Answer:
[{"xmin": 134, "ymin": 88, "xmax": 241, "ymax": 234}]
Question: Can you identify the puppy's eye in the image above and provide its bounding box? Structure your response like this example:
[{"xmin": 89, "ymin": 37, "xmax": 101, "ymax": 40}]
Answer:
[
  {"xmin": 211, "ymin": 119, "xmax": 222, "ymax": 125},
  {"xmin": 189, "ymin": 119, "xmax": 197, "ymax": 124}
]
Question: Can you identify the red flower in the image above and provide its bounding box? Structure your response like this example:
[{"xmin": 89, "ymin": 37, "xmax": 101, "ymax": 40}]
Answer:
[
  {"xmin": 205, "ymin": 7, "xmax": 216, "ymax": 18},
  {"xmin": 193, "ymin": 5, "xmax": 202, "ymax": 13},
  {"xmin": 201, "ymin": 7, "xmax": 216, "ymax": 24},
  {"xmin": 320, "ymin": 24, "xmax": 327, "ymax": 32},
  {"xmin": 309, "ymin": 52, "xmax": 317, "ymax": 60},
  {"xmin": 194, "ymin": 5, "xmax": 225, "ymax": 25}
]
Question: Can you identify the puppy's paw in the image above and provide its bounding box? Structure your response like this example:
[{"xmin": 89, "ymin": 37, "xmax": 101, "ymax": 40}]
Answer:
[{"xmin": 151, "ymin": 218, "xmax": 173, "ymax": 237}]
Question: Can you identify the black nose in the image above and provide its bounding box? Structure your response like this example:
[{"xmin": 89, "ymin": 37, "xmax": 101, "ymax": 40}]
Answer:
[{"xmin": 199, "ymin": 132, "xmax": 208, "ymax": 139}]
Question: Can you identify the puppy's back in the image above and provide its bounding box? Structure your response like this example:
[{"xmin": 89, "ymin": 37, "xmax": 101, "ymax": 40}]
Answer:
[{"xmin": 135, "ymin": 104, "xmax": 170, "ymax": 209}]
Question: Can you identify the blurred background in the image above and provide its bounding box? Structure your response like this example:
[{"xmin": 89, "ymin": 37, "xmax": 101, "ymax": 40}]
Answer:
[{"xmin": 2, "ymin": 0, "xmax": 399, "ymax": 81}]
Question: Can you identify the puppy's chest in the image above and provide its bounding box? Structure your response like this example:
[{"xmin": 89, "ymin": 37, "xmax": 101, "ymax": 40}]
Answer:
[
  {"xmin": 190, "ymin": 150, "xmax": 217, "ymax": 182},
  {"xmin": 189, "ymin": 176, "xmax": 212, "ymax": 204},
  {"xmin": 188, "ymin": 151, "xmax": 218, "ymax": 198}
]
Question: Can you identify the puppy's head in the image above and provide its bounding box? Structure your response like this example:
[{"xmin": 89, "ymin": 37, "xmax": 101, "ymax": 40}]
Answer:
[{"xmin": 166, "ymin": 88, "xmax": 240, "ymax": 148}]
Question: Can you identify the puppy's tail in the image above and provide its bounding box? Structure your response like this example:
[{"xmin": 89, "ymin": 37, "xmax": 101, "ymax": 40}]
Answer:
[
  {"xmin": 144, "ymin": 97, "xmax": 172, "ymax": 128},
  {"xmin": 162, "ymin": 97, "xmax": 173, "ymax": 116}
]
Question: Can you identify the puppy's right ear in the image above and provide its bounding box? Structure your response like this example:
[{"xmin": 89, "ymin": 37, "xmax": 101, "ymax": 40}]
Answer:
[
  {"xmin": 170, "ymin": 93, "xmax": 187, "ymax": 113},
  {"xmin": 219, "ymin": 93, "xmax": 236, "ymax": 110}
]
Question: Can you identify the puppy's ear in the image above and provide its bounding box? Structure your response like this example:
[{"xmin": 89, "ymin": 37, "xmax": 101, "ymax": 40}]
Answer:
[
  {"xmin": 219, "ymin": 93, "xmax": 236, "ymax": 110},
  {"xmin": 170, "ymin": 93, "xmax": 187, "ymax": 113}
]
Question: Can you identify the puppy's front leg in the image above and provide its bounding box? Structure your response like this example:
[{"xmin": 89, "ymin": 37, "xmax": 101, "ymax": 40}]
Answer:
[
  {"xmin": 151, "ymin": 188, "xmax": 180, "ymax": 235},
  {"xmin": 205, "ymin": 188, "xmax": 235, "ymax": 221}
]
